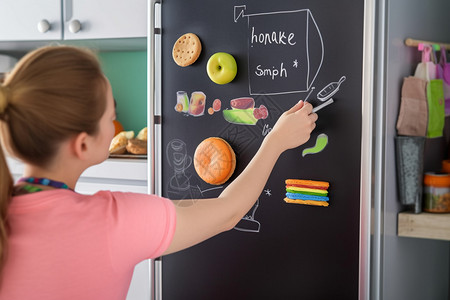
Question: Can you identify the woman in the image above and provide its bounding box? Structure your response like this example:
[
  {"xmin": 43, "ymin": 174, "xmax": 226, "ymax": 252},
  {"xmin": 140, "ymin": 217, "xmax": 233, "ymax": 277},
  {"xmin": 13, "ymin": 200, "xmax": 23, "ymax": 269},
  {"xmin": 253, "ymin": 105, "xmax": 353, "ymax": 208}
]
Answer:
[{"xmin": 0, "ymin": 45, "xmax": 317, "ymax": 299}]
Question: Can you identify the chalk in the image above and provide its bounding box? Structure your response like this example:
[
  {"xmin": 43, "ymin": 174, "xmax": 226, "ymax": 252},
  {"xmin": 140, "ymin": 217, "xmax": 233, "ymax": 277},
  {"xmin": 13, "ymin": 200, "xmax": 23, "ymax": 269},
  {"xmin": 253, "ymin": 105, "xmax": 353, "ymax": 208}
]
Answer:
[{"xmin": 312, "ymin": 98, "xmax": 334, "ymax": 113}]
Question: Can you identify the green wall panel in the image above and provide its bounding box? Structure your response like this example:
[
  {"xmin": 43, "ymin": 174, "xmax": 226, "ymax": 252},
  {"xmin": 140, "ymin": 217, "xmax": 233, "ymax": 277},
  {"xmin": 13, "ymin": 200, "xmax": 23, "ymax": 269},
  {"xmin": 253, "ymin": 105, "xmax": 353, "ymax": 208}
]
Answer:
[{"xmin": 99, "ymin": 51, "xmax": 147, "ymax": 134}]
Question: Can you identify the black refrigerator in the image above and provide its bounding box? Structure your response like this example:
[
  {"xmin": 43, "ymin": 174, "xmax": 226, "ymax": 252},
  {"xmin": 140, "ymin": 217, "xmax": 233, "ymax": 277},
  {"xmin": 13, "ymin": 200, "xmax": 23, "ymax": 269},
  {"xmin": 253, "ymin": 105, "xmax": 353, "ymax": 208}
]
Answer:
[{"xmin": 148, "ymin": 0, "xmax": 368, "ymax": 299}]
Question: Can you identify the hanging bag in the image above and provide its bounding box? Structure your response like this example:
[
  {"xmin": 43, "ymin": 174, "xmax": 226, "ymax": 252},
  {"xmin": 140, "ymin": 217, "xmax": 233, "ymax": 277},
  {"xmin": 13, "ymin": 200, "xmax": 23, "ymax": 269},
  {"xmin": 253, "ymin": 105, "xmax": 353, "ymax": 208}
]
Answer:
[
  {"xmin": 414, "ymin": 45, "xmax": 437, "ymax": 81},
  {"xmin": 396, "ymin": 76, "xmax": 428, "ymax": 136},
  {"xmin": 411, "ymin": 44, "xmax": 445, "ymax": 137},
  {"xmin": 426, "ymin": 79, "xmax": 445, "ymax": 138},
  {"xmin": 436, "ymin": 46, "xmax": 450, "ymax": 115}
]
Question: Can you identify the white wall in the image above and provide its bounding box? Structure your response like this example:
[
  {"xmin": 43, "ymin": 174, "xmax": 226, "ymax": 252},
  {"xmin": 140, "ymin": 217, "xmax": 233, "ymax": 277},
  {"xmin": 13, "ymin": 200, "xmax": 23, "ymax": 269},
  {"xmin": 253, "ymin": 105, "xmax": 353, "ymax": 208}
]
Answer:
[{"xmin": 382, "ymin": 0, "xmax": 450, "ymax": 299}]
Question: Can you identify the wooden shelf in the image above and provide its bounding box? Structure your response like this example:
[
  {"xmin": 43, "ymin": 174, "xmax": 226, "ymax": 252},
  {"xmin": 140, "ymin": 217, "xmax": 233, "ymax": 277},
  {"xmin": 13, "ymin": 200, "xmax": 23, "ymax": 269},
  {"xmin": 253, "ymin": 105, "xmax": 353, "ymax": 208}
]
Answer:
[{"xmin": 398, "ymin": 212, "xmax": 450, "ymax": 241}]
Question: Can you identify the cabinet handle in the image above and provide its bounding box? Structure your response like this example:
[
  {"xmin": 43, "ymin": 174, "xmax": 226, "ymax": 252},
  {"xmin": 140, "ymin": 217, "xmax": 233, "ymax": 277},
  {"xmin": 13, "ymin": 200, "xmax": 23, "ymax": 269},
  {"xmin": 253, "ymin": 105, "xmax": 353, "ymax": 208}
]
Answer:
[
  {"xmin": 37, "ymin": 20, "xmax": 51, "ymax": 33},
  {"xmin": 68, "ymin": 20, "xmax": 82, "ymax": 33}
]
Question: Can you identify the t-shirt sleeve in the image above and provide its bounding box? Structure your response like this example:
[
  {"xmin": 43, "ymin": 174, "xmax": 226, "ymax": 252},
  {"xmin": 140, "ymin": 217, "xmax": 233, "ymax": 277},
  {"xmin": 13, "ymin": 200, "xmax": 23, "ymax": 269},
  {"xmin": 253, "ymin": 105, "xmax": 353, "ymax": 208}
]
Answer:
[{"xmin": 102, "ymin": 191, "xmax": 176, "ymax": 267}]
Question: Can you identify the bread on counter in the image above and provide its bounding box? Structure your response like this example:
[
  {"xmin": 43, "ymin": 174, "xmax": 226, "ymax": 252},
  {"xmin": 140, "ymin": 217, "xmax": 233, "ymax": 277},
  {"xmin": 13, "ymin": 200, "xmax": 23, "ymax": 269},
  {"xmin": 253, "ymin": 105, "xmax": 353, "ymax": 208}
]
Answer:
[
  {"xmin": 109, "ymin": 128, "xmax": 147, "ymax": 156},
  {"xmin": 136, "ymin": 127, "xmax": 147, "ymax": 141},
  {"xmin": 126, "ymin": 138, "xmax": 147, "ymax": 155},
  {"xmin": 109, "ymin": 134, "xmax": 128, "ymax": 154}
]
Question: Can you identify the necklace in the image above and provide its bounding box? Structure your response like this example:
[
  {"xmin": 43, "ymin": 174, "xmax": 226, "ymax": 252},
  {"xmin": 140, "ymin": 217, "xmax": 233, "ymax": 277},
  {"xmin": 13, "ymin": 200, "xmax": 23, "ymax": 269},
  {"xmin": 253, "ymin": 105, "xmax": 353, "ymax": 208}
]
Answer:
[{"xmin": 17, "ymin": 177, "xmax": 73, "ymax": 192}]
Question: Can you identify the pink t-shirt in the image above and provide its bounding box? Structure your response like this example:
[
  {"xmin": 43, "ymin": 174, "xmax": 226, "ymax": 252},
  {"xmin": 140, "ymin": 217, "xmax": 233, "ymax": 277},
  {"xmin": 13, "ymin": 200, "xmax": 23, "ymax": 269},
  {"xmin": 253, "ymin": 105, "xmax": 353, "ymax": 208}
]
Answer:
[{"xmin": 0, "ymin": 189, "xmax": 176, "ymax": 300}]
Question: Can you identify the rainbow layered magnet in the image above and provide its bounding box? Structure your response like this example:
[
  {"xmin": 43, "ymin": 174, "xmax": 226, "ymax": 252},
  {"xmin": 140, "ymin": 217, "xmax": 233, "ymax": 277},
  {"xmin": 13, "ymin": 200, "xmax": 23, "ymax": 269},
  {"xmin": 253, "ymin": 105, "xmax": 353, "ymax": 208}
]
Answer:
[{"xmin": 284, "ymin": 179, "xmax": 330, "ymax": 207}]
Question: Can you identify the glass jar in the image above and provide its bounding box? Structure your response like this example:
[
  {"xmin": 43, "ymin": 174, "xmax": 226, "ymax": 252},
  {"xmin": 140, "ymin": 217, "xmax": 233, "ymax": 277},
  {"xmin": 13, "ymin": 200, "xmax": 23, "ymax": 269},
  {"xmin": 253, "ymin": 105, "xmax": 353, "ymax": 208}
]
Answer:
[{"xmin": 423, "ymin": 173, "xmax": 450, "ymax": 213}]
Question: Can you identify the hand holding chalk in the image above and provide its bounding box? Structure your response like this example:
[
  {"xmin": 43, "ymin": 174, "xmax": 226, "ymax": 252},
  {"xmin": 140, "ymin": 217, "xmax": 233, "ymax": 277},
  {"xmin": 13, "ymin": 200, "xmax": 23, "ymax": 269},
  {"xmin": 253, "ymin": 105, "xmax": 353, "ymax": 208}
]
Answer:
[{"xmin": 267, "ymin": 100, "xmax": 318, "ymax": 152}]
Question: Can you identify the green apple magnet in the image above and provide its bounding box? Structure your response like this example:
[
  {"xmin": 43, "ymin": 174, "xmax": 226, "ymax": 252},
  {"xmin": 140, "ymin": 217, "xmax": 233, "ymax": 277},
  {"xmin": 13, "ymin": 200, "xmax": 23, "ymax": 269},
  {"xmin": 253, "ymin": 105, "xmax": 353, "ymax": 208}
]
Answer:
[{"xmin": 207, "ymin": 52, "xmax": 237, "ymax": 84}]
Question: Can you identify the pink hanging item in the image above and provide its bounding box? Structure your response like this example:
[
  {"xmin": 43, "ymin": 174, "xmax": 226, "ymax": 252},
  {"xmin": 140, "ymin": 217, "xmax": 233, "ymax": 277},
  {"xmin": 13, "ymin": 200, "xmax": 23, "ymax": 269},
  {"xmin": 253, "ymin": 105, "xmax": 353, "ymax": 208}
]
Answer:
[
  {"xmin": 414, "ymin": 44, "xmax": 437, "ymax": 81},
  {"xmin": 436, "ymin": 46, "xmax": 450, "ymax": 116}
]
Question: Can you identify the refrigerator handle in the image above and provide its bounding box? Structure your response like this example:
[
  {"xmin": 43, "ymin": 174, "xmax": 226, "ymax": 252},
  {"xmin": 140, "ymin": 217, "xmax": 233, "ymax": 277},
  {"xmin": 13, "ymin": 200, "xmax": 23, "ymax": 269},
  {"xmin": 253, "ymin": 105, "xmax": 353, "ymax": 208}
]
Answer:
[
  {"xmin": 151, "ymin": 257, "xmax": 162, "ymax": 300},
  {"xmin": 148, "ymin": 1, "xmax": 162, "ymax": 300},
  {"xmin": 148, "ymin": 0, "xmax": 158, "ymax": 197}
]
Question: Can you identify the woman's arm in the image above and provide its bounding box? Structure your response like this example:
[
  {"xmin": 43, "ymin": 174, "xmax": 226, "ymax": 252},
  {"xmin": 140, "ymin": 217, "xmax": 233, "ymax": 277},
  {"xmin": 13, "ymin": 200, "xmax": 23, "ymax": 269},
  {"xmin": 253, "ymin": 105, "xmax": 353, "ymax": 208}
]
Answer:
[{"xmin": 163, "ymin": 100, "xmax": 317, "ymax": 255}]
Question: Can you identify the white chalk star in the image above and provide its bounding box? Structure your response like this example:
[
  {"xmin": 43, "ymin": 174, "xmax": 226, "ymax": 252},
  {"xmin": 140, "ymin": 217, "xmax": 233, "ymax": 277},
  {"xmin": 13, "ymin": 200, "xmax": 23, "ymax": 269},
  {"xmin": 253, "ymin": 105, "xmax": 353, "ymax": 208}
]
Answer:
[
  {"xmin": 293, "ymin": 59, "xmax": 298, "ymax": 68},
  {"xmin": 264, "ymin": 189, "xmax": 272, "ymax": 196}
]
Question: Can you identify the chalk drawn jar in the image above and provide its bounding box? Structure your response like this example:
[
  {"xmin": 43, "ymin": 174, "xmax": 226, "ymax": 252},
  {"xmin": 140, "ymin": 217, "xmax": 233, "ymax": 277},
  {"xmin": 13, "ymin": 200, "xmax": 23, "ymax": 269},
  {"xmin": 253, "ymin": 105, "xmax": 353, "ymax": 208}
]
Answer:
[
  {"xmin": 188, "ymin": 91, "xmax": 206, "ymax": 117},
  {"xmin": 175, "ymin": 91, "xmax": 189, "ymax": 113},
  {"xmin": 423, "ymin": 173, "xmax": 450, "ymax": 213}
]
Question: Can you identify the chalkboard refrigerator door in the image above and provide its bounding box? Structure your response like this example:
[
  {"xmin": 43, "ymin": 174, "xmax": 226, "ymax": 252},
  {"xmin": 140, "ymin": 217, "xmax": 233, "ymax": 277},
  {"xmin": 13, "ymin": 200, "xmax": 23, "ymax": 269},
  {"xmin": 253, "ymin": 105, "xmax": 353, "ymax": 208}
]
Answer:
[{"xmin": 148, "ymin": 0, "xmax": 375, "ymax": 299}]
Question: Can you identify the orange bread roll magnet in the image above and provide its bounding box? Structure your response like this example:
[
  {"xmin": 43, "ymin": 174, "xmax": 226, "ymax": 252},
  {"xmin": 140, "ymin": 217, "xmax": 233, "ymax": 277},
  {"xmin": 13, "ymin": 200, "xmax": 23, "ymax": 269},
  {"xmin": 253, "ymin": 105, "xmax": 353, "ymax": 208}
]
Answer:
[{"xmin": 194, "ymin": 137, "xmax": 236, "ymax": 185}]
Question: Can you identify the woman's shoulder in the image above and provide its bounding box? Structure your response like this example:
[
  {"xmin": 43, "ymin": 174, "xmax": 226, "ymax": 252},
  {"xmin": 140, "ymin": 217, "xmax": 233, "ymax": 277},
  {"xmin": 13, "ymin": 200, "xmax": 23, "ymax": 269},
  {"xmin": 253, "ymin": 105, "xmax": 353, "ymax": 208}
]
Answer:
[
  {"xmin": 90, "ymin": 190, "xmax": 167, "ymax": 202},
  {"xmin": 9, "ymin": 189, "xmax": 171, "ymax": 214},
  {"xmin": 85, "ymin": 190, "xmax": 173, "ymax": 211}
]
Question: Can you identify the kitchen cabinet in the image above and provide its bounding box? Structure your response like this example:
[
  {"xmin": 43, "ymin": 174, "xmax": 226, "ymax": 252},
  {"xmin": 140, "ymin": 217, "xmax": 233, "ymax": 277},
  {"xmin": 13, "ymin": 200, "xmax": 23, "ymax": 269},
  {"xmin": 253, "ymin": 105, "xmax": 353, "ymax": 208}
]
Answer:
[
  {"xmin": 0, "ymin": 0, "xmax": 146, "ymax": 42},
  {"xmin": 63, "ymin": 0, "xmax": 146, "ymax": 40},
  {"xmin": 6, "ymin": 157, "xmax": 148, "ymax": 195},
  {"xmin": 0, "ymin": 0, "xmax": 62, "ymax": 41},
  {"xmin": 76, "ymin": 159, "xmax": 148, "ymax": 194}
]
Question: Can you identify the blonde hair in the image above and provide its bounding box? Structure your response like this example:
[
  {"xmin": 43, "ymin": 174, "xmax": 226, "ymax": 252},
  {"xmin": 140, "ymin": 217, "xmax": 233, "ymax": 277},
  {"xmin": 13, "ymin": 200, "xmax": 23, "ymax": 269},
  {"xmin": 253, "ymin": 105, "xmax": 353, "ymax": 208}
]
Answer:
[{"xmin": 0, "ymin": 45, "xmax": 106, "ymax": 271}]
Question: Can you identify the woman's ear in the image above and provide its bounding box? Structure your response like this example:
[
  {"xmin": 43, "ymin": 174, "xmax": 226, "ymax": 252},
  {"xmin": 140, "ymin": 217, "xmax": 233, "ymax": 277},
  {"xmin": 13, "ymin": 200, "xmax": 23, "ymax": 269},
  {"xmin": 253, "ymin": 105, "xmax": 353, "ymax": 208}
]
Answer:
[{"xmin": 71, "ymin": 132, "xmax": 90, "ymax": 160}]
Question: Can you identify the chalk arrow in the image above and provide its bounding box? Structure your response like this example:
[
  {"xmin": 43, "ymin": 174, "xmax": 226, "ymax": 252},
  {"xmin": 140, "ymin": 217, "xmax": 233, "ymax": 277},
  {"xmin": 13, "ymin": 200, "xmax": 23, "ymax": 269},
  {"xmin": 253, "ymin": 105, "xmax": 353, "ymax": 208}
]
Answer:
[{"xmin": 234, "ymin": 5, "xmax": 246, "ymax": 22}]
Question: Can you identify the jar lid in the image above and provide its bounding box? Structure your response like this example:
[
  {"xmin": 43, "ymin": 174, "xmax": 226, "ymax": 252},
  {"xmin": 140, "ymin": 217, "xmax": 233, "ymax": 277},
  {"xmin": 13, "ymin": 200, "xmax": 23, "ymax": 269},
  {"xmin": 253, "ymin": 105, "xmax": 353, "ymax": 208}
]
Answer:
[
  {"xmin": 442, "ymin": 159, "xmax": 450, "ymax": 173},
  {"xmin": 424, "ymin": 172, "xmax": 450, "ymax": 187}
]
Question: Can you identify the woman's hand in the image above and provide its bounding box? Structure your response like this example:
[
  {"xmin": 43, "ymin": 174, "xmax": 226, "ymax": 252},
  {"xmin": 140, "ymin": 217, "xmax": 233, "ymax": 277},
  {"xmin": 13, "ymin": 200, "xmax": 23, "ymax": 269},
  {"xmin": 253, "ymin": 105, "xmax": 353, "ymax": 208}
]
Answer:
[{"xmin": 266, "ymin": 100, "xmax": 318, "ymax": 154}]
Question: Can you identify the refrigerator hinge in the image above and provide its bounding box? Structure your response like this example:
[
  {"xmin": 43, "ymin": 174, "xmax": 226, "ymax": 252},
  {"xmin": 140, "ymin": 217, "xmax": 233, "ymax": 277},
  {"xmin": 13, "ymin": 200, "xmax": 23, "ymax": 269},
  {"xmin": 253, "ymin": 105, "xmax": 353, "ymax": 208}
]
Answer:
[
  {"xmin": 154, "ymin": 115, "xmax": 161, "ymax": 124},
  {"xmin": 154, "ymin": 28, "xmax": 161, "ymax": 35}
]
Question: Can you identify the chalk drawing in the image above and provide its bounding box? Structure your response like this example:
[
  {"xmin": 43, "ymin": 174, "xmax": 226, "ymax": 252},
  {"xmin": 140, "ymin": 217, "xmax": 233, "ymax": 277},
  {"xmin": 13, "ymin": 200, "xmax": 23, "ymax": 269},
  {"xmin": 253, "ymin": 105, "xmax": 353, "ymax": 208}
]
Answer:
[
  {"xmin": 166, "ymin": 139, "xmax": 224, "ymax": 205},
  {"xmin": 234, "ymin": 5, "xmax": 324, "ymax": 96},
  {"xmin": 234, "ymin": 199, "xmax": 261, "ymax": 233},
  {"xmin": 304, "ymin": 87, "xmax": 315, "ymax": 102},
  {"xmin": 317, "ymin": 76, "xmax": 346, "ymax": 101},
  {"xmin": 302, "ymin": 133, "xmax": 329, "ymax": 157}
]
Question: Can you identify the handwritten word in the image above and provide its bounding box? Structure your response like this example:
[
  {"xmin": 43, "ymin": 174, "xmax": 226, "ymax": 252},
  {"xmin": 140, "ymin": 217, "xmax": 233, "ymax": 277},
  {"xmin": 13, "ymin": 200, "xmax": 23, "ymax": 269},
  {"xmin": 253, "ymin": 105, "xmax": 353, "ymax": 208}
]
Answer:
[
  {"xmin": 255, "ymin": 63, "xmax": 287, "ymax": 80},
  {"xmin": 251, "ymin": 27, "xmax": 296, "ymax": 46},
  {"xmin": 262, "ymin": 123, "xmax": 272, "ymax": 136}
]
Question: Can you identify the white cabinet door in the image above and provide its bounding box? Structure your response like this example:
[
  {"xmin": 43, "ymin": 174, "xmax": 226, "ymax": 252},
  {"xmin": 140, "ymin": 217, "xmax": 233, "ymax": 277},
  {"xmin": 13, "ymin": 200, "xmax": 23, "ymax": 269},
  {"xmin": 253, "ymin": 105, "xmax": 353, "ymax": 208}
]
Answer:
[
  {"xmin": 63, "ymin": 0, "xmax": 147, "ymax": 40},
  {"xmin": 0, "ymin": 0, "xmax": 62, "ymax": 41}
]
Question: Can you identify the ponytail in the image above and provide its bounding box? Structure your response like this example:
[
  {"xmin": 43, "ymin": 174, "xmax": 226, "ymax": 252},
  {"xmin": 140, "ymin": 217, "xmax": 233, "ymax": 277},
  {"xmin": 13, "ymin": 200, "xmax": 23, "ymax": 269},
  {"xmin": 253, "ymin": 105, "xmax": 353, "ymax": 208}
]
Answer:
[
  {"xmin": 0, "ymin": 85, "xmax": 13, "ymax": 271},
  {"xmin": 0, "ymin": 146, "xmax": 13, "ymax": 271}
]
